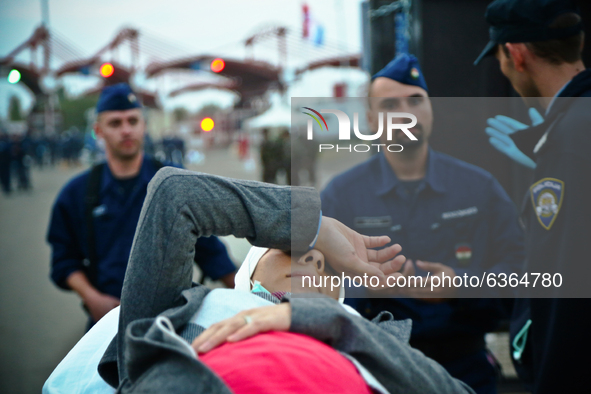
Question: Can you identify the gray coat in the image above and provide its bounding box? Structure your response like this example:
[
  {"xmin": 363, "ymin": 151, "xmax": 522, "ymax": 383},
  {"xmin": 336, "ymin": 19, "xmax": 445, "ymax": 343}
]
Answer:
[{"xmin": 98, "ymin": 167, "xmax": 474, "ymax": 394}]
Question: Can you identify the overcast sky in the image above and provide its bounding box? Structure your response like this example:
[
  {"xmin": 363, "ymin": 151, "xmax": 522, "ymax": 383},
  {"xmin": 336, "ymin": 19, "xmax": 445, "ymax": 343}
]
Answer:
[{"xmin": 0, "ymin": 0, "xmax": 368, "ymax": 117}]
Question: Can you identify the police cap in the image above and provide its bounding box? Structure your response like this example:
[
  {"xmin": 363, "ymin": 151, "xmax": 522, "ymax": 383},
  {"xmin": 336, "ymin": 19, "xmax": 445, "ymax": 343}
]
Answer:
[
  {"xmin": 474, "ymin": 0, "xmax": 583, "ymax": 65},
  {"xmin": 372, "ymin": 53, "xmax": 428, "ymax": 93},
  {"xmin": 96, "ymin": 83, "xmax": 142, "ymax": 113}
]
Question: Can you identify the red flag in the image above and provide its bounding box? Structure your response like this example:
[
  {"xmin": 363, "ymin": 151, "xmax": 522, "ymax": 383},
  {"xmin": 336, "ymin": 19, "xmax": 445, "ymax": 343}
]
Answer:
[{"xmin": 302, "ymin": 4, "xmax": 310, "ymax": 38}]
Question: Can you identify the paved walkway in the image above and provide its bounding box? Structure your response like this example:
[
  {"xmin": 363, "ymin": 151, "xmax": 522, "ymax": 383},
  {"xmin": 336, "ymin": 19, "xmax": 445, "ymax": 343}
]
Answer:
[{"xmin": 0, "ymin": 164, "xmax": 88, "ymax": 394}]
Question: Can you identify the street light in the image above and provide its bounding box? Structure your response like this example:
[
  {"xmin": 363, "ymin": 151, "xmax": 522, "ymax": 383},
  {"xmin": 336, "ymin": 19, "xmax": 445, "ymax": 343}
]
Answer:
[
  {"xmin": 201, "ymin": 117, "xmax": 214, "ymax": 132},
  {"xmin": 100, "ymin": 63, "xmax": 115, "ymax": 78},
  {"xmin": 7, "ymin": 69, "xmax": 21, "ymax": 84},
  {"xmin": 210, "ymin": 58, "xmax": 225, "ymax": 73}
]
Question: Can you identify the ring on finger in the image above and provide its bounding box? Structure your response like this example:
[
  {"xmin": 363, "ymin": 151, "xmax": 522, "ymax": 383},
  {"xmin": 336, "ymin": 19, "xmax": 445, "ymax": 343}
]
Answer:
[{"xmin": 243, "ymin": 315, "xmax": 253, "ymax": 325}]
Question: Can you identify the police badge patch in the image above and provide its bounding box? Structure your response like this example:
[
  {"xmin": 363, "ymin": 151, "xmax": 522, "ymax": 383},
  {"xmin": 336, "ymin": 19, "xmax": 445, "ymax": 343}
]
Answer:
[{"xmin": 530, "ymin": 178, "xmax": 564, "ymax": 230}]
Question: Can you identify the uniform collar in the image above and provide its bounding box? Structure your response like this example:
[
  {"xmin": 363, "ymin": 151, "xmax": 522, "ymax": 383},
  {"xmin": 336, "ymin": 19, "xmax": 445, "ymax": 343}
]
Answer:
[
  {"xmin": 376, "ymin": 147, "xmax": 446, "ymax": 196},
  {"xmin": 100, "ymin": 155, "xmax": 153, "ymax": 195},
  {"xmin": 512, "ymin": 68, "xmax": 591, "ymax": 159},
  {"xmin": 545, "ymin": 81, "xmax": 569, "ymax": 116},
  {"xmin": 544, "ymin": 68, "xmax": 591, "ymax": 118}
]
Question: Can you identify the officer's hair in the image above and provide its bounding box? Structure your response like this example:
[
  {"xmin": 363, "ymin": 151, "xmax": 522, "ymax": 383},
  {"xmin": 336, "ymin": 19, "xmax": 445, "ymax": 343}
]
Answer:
[
  {"xmin": 503, "ymin": 13, "xmax": 584, "ymax": 65},
  {"xmin": 94, "ymin": 108, "xmax": 146, "ymax": 124}
]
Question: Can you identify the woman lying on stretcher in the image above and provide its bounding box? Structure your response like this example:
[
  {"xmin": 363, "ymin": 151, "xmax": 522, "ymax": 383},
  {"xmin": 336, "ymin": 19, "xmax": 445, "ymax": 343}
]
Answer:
[{"xmin": 85, "ymin": 168, "xmax": 474, "ymax": 394}]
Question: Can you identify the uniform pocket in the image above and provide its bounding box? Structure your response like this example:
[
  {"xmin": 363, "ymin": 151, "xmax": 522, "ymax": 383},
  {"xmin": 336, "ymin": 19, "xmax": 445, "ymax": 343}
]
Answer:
[{"xmin": 435, "ymin": 216, "xmax": 479, "ymax": 267}]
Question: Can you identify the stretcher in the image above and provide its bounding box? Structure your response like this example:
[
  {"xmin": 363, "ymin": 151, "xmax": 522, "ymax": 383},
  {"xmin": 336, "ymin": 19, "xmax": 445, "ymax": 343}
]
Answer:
[{"xmin": 42, "ymin": 307, "xmax": 119, "ymax": 394}]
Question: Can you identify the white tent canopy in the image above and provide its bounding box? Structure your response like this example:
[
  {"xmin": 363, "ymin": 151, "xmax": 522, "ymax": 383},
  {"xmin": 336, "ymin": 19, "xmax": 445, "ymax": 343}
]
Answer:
[{"xmin": 245, "ymin": 95, "xmax": 292, "ymax": 129}]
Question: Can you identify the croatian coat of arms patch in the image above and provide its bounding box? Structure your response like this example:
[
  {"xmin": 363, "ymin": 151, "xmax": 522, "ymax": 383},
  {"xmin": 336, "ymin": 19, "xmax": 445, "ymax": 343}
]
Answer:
[{"xmin": 530, "ymin": 178, "xmax": 564, "ymax": 230}]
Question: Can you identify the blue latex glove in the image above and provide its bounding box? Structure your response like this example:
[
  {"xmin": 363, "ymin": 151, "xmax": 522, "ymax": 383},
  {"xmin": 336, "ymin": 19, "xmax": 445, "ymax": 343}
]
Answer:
[{"xmin": 485, "ymin": 107, "xmax": 544, "ymax": 169}]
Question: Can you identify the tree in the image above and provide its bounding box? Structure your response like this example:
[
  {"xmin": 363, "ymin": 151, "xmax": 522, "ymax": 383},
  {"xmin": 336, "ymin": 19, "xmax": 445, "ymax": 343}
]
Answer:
[
  {"xmin": 173, "ymin": 107, "xmax": 190, "ymax": 122},
  {"xmin": 198, "ymin": 103, "xmax": 221, "ymax": 117},
  {"xmin": 57, "ymin": 88, "xmax": 99, "ymax": 131}
]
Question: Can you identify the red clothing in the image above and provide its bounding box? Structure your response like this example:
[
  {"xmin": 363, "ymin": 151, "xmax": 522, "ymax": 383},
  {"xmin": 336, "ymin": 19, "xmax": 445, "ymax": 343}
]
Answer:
[{"xmin": 200, "ymin": 331, "xmax": 374, "ymax": 394}]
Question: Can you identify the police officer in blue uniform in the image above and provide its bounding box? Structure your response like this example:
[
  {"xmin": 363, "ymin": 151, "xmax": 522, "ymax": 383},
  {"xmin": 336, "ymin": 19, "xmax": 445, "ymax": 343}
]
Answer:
[
  {"xmin": 0, "ymin": 130, "xmax": 11, "ymax": 194},
  {"xmin": 476, "ymin": 1, "xmax": 591, "ymax": 392},
  {"xmin": 321, "ymin": 54, "xmax": 524, "ymax": 394},
  {"xmin": 47, "ymin": 83, "xmax": 236, "ymax": 328}
]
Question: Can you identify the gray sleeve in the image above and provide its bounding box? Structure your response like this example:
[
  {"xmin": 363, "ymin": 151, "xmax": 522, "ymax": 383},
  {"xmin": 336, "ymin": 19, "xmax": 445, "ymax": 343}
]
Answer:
[
  {"xmin": 289, "ymin": 297, "xmax": 475, "ymax": 394},
  {"xmin": 116, "ymin": 167, "xmax": 320, "ymax": 383}
]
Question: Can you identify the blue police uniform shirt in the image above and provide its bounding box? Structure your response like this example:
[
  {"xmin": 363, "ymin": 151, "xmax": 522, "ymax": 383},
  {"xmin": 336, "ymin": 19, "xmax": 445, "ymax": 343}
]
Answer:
[
  {"xmin": 47, "ymin": 156, "xmax": 235, "ymax": 298},
  {"xmin": 321, "ymin": 149, "xmax": 525, "ymax": 339}
]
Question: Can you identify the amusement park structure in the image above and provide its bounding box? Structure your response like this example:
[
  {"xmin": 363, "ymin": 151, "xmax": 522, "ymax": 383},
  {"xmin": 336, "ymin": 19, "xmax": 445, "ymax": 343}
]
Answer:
[{"xmin": 2, "ymin": 18, "xmax": 361, "ymax": 136}]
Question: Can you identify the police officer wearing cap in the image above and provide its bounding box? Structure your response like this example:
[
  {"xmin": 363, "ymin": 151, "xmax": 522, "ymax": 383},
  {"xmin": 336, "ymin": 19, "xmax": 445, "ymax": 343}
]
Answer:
[
  {"xmin": 476, "ymin": 1, "xmax": 591, "ymax": 393},
  {"xmin": 47, "ymin": 83, "xmax": 236, "ymax": 329},
  {"xmin": 321, "ymin": 54, "xmax": 524, "ymax": 394}
]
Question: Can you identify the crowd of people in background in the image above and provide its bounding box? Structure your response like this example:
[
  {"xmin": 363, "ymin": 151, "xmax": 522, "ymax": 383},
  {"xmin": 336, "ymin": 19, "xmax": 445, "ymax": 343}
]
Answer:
[
  {"xmin": 260, "ymin": 127, "xmax": 317, "ymax": 186},
  {"xmin": 0, "ymin": 127, "xmax": 194, "ymax": 196},
  {"xmin": 0, "ymin": 124, "xmax": 319, "ymax": 197},
  {"xmin": 0, "ymin": 130, "xmax": 81, "ymax": 194}
]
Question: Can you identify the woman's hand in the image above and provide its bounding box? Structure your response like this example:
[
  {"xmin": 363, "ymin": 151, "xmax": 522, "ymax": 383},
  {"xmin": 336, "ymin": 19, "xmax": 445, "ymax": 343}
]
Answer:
[
  {"xmin": 315, "ymin": 216, "xmax": 406, "ymax": 280},
  {"xmin": 191, "ymin": 303, "xmax": 291, "ymax": 354}
]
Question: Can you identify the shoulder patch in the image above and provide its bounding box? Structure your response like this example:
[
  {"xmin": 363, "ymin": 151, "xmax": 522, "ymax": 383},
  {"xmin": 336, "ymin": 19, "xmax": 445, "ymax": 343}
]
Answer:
[{"xmin": 530, "ymin": 178, "xmax": 564, "ymax": 230}]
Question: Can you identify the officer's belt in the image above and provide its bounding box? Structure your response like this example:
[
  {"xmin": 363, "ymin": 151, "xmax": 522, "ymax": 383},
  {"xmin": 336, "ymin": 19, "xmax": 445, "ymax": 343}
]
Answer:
[{"xmin": 410, "ymin": 334, "xmax": 485, "ymax": 364}]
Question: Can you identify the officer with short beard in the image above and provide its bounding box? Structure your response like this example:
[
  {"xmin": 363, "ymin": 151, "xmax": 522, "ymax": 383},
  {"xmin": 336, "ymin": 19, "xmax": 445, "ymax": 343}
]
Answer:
[{"xmin": 321, "ymin": 54, "xmax": 524, "ymax": 394}]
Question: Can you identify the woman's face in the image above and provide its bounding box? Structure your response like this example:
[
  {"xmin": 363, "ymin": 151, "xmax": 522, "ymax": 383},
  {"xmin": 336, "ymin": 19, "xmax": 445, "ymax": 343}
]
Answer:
[{"xmin": 251, "ymin": 249, "xmax": 340, "ymax": 300}]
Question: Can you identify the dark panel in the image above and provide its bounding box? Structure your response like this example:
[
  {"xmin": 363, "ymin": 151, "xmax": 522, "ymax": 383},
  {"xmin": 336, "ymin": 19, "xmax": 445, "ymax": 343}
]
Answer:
[
  {"xmin": 421, "ymin": 0, "xmax": 513, "ymax": 97},
  {"xmin": 418, "ymin": 1, "xmax": 511, "ymax": 201},
  {"xmin": 369, "ymin": 0, "xmax": 399, "ymax": 74}
]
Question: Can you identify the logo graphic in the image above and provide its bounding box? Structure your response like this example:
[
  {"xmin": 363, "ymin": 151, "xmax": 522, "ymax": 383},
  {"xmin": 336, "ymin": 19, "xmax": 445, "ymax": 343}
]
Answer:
[
  {"xmin": 302, "ymin": 108, "xmax": 417, "ymax": 141},
  {"xmin": 302, "ymin": 107, "xmax": 328, "ymax": 132},
  {"xmin": 530, "ymin": 178, "xmax": 564, "ymax": 230}
]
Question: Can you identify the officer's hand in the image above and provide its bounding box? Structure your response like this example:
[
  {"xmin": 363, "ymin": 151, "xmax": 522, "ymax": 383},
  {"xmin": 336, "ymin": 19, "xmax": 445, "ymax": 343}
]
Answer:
[
  {"xmin": 315, "ymin": 216, "xmax": 406, "ymax": 279},
  {"xmin": 84, "ymin": 292, "xmax": 120, "ymax": 323},
  {"xmin": 485, "ymin": 107, "xmax": 542, "ymax": 169},
  {"xmin": 398, "ymin": 260, "xmax": 457, "ymax": 301},
  {"xmin": 192, "ymin": 303, "xmax": 291, "ymax": 354}
]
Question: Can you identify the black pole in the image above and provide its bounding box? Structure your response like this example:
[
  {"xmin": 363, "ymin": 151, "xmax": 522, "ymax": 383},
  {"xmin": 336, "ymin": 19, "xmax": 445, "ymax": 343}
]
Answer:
[{"xmin": 369, "ymin": 0, "xmax": 398, "ymax": 75}]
